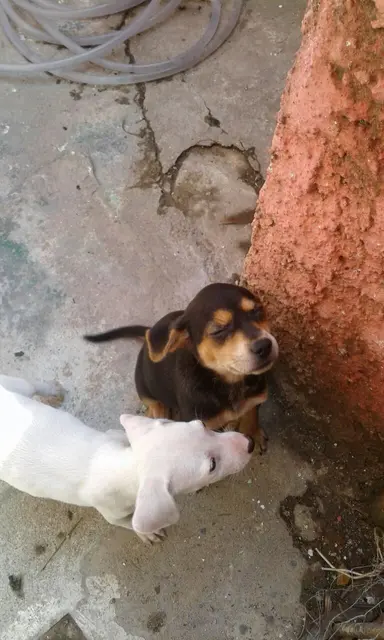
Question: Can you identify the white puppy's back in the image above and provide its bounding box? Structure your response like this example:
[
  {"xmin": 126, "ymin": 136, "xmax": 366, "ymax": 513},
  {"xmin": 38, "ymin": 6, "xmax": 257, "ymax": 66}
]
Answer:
[
  {"xmin": 0, "ymin": 375, "xmax": 254, "ymax": 543},
  {"xmin": 0, "ymin": 385, "xmax": 106, "ymax": 504}
]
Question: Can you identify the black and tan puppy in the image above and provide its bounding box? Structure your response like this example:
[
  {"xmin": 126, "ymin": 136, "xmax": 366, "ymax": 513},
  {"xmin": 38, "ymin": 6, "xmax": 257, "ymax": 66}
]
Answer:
[{"xmin": 84, "ymin": 283, "xmax": 278, "ymax": 452}]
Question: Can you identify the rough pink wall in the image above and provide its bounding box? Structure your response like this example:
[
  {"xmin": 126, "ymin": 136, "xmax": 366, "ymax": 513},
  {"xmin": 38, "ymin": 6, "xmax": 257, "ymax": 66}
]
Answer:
[{"xmin": 244, "ymin": 0, "xmax": 384, "ymax": 433}]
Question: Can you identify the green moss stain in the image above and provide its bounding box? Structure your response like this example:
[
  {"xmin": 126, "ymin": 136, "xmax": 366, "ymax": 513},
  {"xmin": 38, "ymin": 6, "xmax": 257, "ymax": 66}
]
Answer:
[
  {"xmin": 0, "ymin": 234, "xmax": 28, "ymax": 261},
  {"xmin": 0, "ymin": 221, "xmax": 64, "ymax": 339}
]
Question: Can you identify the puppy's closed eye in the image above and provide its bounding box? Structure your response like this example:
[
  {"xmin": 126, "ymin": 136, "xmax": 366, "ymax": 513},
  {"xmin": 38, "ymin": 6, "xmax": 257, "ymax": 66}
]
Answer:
[
  {"xmin": 209, "ymin": 456, "xmax": 216, "ymax": 472},
  {"xmin": 209, "ymin": 324, "xmax": 231, "ymax": 338}
]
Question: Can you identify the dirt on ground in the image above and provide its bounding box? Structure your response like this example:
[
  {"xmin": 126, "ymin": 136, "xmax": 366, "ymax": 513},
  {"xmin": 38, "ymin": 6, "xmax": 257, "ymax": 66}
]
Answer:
[{"xmin": 266, "ymin": 371, "xmax": 384, "ymax": 637}]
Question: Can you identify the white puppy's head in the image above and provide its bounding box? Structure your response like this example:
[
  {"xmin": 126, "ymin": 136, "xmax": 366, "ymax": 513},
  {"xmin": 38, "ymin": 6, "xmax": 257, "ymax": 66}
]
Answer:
[{"xmin": 120, "ymin": 415, "xmax": 254, "ymax": 537}]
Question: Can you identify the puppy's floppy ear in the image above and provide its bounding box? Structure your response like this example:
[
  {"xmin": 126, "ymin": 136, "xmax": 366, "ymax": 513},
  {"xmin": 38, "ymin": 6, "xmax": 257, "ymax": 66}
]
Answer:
[
  {"xmin": 120, "ymin": 414, "xmax": 157, "ymax": 445},
  {"xmin": 132, "ymin": 476, "xmax": 179, "ymax": 535},
  {"xmin": 146, "ymin": 311, "xmax": 190, "ymax": 363}
]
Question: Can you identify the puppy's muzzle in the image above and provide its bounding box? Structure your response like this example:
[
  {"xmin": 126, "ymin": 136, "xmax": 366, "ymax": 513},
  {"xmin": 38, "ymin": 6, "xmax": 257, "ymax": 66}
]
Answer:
[
  {"xmin": 250, "ymin": 337, "xmax": 272, "ymax": 360},
  {"xmin": 249, "ymin": 332, "xmax": 279, "ymax": 374}
]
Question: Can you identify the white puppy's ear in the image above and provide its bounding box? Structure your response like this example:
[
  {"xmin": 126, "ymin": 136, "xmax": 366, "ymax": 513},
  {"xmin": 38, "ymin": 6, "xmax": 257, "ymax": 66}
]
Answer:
[
  {"xmin": 119, "ymin": 414, "xmax": 156, "ymax": 444},
  {"xmin": 132, "ymin": 476, "xmax": 179, "ymax": 535}
]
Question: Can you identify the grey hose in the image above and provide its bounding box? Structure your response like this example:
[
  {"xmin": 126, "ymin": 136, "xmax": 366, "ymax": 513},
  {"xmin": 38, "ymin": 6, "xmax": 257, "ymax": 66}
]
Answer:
[{"xmin": 0, "ymin": 0, "xmax": 243, "ymax": 84}]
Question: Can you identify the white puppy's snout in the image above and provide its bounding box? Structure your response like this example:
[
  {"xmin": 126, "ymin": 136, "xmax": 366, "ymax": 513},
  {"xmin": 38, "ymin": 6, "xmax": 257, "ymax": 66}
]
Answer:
[{"xmin": 225, "ymin": 431, "xmax": 255, "ymax": 456}]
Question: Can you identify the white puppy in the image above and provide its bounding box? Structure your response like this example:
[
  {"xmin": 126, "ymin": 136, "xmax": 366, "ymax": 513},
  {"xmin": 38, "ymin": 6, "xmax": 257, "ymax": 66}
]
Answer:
[{"xmin": 0, "ymin": 375, "xmax": 254, "ymax": 543}]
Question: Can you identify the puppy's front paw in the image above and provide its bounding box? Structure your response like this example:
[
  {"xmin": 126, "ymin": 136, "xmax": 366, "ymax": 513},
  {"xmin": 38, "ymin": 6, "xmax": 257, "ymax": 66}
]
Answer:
[
  {"xmin": 37, "ymin": 381, "xmax": 65, "ymax": 407},
  {"xmin": 136, "ymin": 529, "xmax": 167, "ymax": 545}
]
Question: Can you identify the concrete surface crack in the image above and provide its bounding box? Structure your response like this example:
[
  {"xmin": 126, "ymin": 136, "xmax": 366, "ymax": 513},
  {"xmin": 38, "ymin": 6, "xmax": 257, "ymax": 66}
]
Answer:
[
  {"xmin": 87, "ymin": 155, "xmax": 101, "ymax": 186},
  {"xmin": 40, "ymin": 518, "xmax": 83, "ymax": 572},
  {"xmin": 125, "ymin": 41, "xmax": 166, "ymax": 191},
  {"xmin": 121, "ymin": 42, "xmax": 262, "ymax": 220},
  {"xmin": 116, "ymin": 9, "xmax": 130, "ymax": 30}
]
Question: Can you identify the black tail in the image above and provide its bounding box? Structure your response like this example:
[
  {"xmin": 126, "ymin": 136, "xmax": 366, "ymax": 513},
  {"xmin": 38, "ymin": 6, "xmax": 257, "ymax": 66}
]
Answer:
[{"xmin": 84, "ymin": 325, "xmax": 149, "ymax": 343}]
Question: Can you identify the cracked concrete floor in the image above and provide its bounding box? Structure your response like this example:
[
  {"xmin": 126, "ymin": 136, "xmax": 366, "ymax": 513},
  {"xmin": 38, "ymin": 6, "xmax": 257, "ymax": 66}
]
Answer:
[{"xmin": 0, "ymin": 0, "xmax": 308, "ymax": 638}]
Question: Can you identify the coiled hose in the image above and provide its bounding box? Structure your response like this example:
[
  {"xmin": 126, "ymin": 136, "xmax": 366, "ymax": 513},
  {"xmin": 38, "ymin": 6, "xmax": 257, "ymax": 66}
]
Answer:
[{"xmin": 0, "ymin": 0, "xmax": 243, "ymax": 84}]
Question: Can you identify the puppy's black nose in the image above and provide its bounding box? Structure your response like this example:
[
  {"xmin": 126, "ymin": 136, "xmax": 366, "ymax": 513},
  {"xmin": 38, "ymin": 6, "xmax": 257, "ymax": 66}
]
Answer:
[
  {"xmin": 246, "ymin": 435, "xmax": 255, "ymax": 454},
  {"xmin": 251, "ymin": 338, "xmax": 272, "ymax": 359}
]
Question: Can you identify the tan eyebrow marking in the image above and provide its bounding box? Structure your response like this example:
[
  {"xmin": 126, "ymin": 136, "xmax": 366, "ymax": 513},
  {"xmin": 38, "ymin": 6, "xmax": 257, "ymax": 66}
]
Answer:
[
  {"xmin": 240, "ymin": 297, "xmax": 255, "ymax": 312},
  {"xmin": 212, "ymin": 309, "xmax": 233, "ymax": 325}
]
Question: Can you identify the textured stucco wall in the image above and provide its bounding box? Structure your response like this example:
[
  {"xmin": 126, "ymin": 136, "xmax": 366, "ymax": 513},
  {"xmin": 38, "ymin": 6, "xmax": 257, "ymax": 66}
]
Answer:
[{"xmin": 244, "ymin": 0, "xmax": 384, "ymax": 433}]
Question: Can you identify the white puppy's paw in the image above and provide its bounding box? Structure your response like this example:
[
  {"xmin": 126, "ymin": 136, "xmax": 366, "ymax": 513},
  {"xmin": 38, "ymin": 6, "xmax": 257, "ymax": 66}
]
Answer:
[
  {"xmin": 46, "ymin": 380, "xmax": 65, "ymax": 397},
  {"xmin": 36, "ymin": 381, "xmax": 66, "ymax": 407},
  {"xmin": 136, "ymin": 529, "xmax": 167, "ymax": 545}
]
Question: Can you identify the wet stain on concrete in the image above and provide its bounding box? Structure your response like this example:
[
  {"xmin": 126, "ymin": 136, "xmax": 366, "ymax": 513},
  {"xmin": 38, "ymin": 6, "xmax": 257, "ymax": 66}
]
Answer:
[
  {"xmin": 75, "ymin": 124, "xmax": 129, "ymax": 155},
  {"xmin": 204, "ymin": 111, "xmax": 221, "ymax": 128},
  {"xmin": 115, "ymin": 96, "xmax": 130, "ymax": 105},
  {"xmin": 8, "ymin": 574, "xmax": 23, "ymax": 598},
  {"xmin": 147, "ymin": 611, "xmax": 167, "ymax": 633},
  {"xmin": 34, "ymin": 544, "xmax": 47, "ymax": 556}
]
